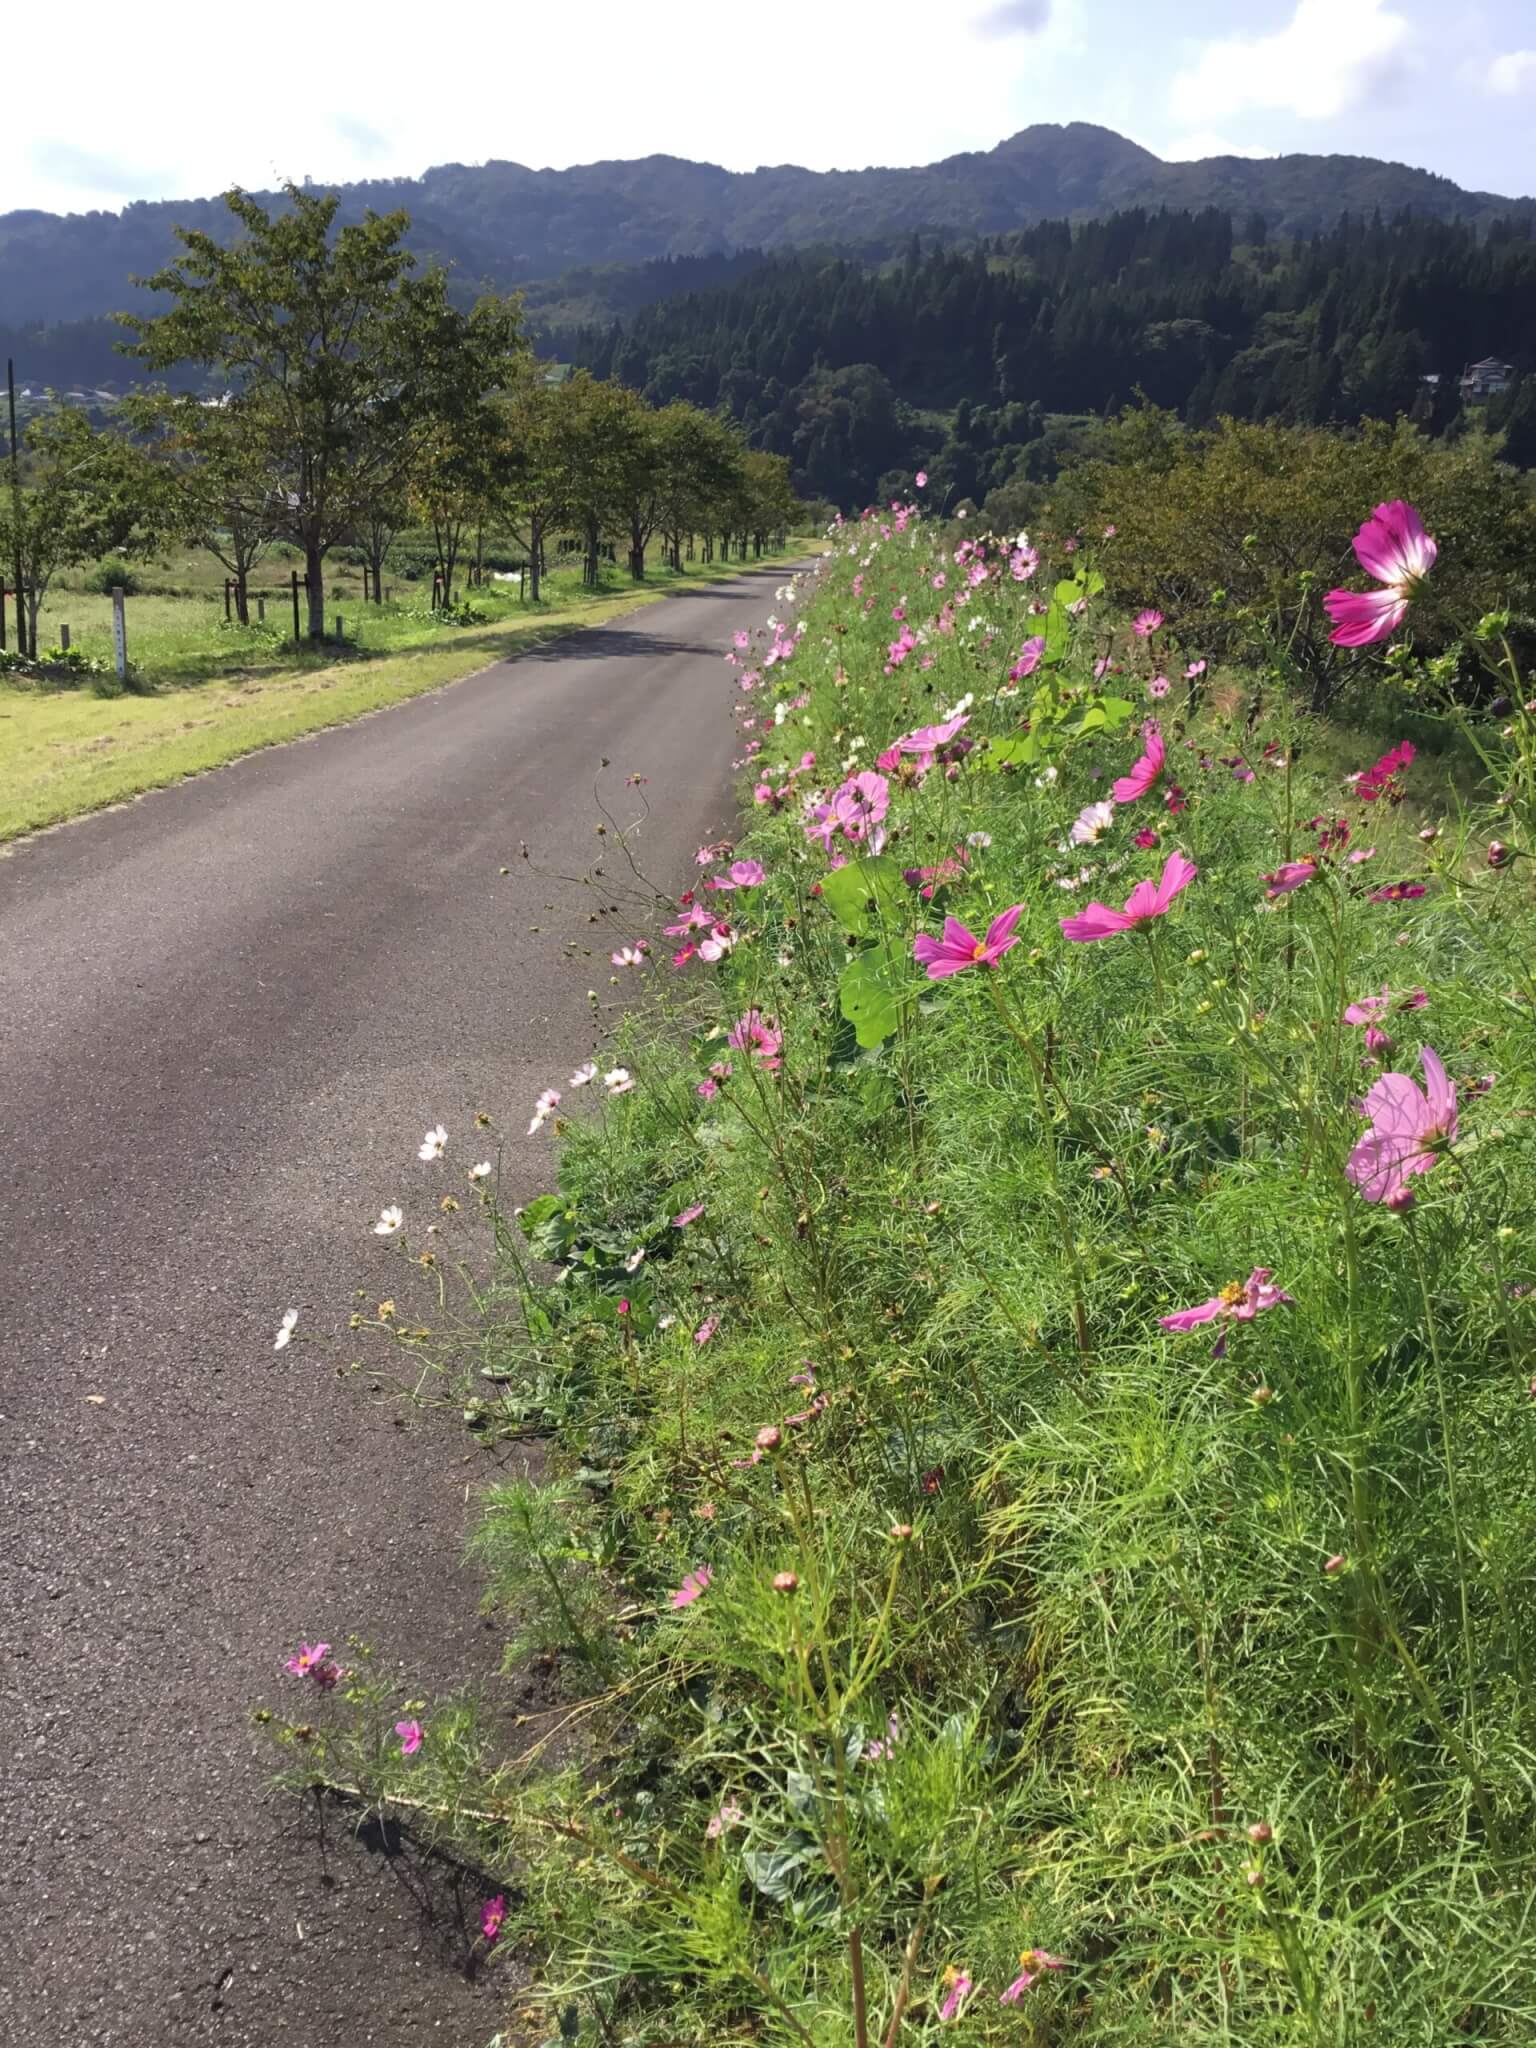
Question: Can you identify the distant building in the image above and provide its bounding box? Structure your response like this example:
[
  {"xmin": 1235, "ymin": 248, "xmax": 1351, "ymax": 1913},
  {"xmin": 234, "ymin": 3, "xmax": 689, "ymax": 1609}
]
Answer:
[{"xmin": 1460, "ymin": 357, "xmax": 1514, "ymax": 400}]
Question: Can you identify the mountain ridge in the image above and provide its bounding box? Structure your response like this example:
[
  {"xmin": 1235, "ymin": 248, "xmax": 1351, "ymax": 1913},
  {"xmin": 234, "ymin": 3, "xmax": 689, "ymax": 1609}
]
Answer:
[{"xmin": 2, "ymin": 123, "xmax": 1531, "ymax": 331}]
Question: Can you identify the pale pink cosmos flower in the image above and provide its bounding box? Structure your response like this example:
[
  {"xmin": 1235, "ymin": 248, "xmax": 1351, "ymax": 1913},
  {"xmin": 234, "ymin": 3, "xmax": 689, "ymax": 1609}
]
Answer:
[
  {"xmin": 527, "ymin": 1088, "xmax": 561, "ymax": 1135},
  {"xmin": 1133, "ymin": 608, "xmax": 1164, "ymax": 637},
  {"xmin": 733, "ymin": 630, "xmax": 750, "ymax": 649},
  {"xmin": 568, "ymin": 1061, "xmax": 598, "ymax": 1088},
  {"xmin": 915, "ymin": 469, "xmax": 928, "ymax": 488},
  {"xmin": 1112, "ymin": 723, "xmax": 1166, "ymax": 803},
  {"xmin": 706, "ymin": 1798, "xmax": 745, "ymax": 1839},
  {"xmin": 890, "ymin": 714, "xmax": 968, "ymax": 754},
  {"xmin": 611, "ymin": 944, "xmax": 649, "ymax": 968},
  {"xmin": 1324, "ymin": 501, "xmax": 1437, "ymax": 646},
  {"xmin": 913, "ymin": 905, "xmax": 1024, "ymax": 979},
  {"xmin": 1185, "ymin": 659, "xmax": 1207, "ymax": 679},
  {"xmin": 1148, "ymin": 675, "xmax": 1171, "ymax": 699},
  {"xmin": 1059, "ymin": 853, "xmax": 1197, "ymax": 941},
  {"xmin": 394, "ymin": 1718, "xmax": 423, "ymax": 1757},
  {"xmin": 673, "ymin": 1202, "xmax": 705, "ymax": 1228},
  {"xmin": 938, "ymin": 1970, "xmax": 975, "ymax": 2021},
  {"xmin": 693, "ymin": 1314, "xmax": 720, "ymax": 1344},
  {"xmin": 1346, "ymin": 1045, "xmax": 1458, "ymax": 1207},
  {"xmin": 671, "ymin": 1566, "xmax": 713, "ymax": 1609}
]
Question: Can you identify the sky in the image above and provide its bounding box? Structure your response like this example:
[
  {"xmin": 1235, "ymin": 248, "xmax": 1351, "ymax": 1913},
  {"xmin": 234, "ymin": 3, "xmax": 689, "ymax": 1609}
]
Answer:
[{"xmin": 3, "ymin": 0, "xmax": 1534, "ymax": 219}]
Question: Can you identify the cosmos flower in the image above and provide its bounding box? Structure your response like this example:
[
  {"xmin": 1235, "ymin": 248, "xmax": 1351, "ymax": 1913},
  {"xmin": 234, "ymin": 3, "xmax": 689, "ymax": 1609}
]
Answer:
[{"xmin": 1324, "ymin": 502, "xmax": 1437, "ymax": 646}]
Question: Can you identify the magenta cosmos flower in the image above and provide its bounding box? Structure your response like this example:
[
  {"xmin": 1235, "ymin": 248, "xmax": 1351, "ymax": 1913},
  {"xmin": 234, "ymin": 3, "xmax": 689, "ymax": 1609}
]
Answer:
[
  {"xmin": 1346, "ymin": 1045, "xmax": 1458, "ymax": 1208},
  {"xmin": 671, "ymin": 1566, "xmax": 713, "ymax": 1609},
  {"xmin": 481, "ymin": 1895, "xmax": 506, "ymax": 1943},
  {"xmin": 913, "ymin": 905, "xmax": 1024, "ymax": 979},
  {"xmin": 938, "ymin": 1969, "xmax": 974, "ymax": 2021},
  {"xmin": 1112, "ymin": 723, "xmax": 1165, "ymax": 803},
  {"xmin": 1324, "ymin": 501, "xmax": 1437, "ymax": 647},
  {"xmin": 1133, "ymin": 608, "xmax": 1164, "ymax": 637},
  {"xmin": 1263, "ymin": 859, "xmax": 1319, "ymax": 900},
  {"xmin": 1001, "ymin": 1949, "xmax": 1067, "ymax": 2004},
  {"xmin": 1059, "ymin": 852, "xmax": 1197, "ymax": 942},
  {"xmin": 394, "ymin": 1718, "xmax": 423, "ymax": 1757}
]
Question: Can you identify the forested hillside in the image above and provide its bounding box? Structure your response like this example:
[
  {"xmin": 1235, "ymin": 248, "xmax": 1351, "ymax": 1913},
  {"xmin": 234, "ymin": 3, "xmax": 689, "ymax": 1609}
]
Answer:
[
  {"xmin": 560, "ymin": 210, "xmax": 1536, "ymax": 505},
  {"xmin": 0, "ymin": 122, "xmax": 1529, "ymax": 329}
]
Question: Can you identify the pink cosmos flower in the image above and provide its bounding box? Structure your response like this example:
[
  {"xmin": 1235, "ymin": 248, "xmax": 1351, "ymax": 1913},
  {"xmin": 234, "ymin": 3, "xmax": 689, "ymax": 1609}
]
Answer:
[
  {"xmin": 1185, "ymin": 659, "xmax": 1207, "ymax": 679},
  {"xmin": 693, "ymin": 1314, "xmax": 720, "ymax": 1344},
  {"xmin": 1161, "ymin": 1268, "xmax": 1293, "ymax": 1334},
  {"xmin": 1112, "ymin": 723, "xmax": 1166, "ymax": 804},
  {"xmin": 733, "ymin": 630, "xmax": 750, "ymax": 650},
  {"xmin": 1368, "ymin": 880, "xmax": 1426, "ymax": 904},
  {"xmin": 711, "ymin": 859, "xmax": 766, "ymax": 890},
  {"xmin": 673, "ymin": 1202, "xmax": 705, "ymax": 1228},
  {"xmin": 728, "ymin": 1009, "xmax": 783, "ymax": 1069},
  {"xmin": 285, "ymin": 1642, "xmax": 332, "ymax": 1680},
  {"xmin": 939, "ymin": 1970, "xmax": 974, "ymax": 2022},
  {"xmin": 1353, "ymin": 739, "xmax": 1416, "ymax": 802},
  {"xmin": 671, "ymin": 1566, "xmax": 713, "ymax": 1609},
  {"xmin": 891, "ymin": 714, "xmax": 968, "ymax": 754},
  {"xmin": 1324, "ymin": 501, "xmax": 1437, "ymax": 646},
  {"xmin": 1010, "ymin": 636, "xmax": 1046, "ymax": 681},
  {"xmin": 915, "ymin": 470, "xmax": 928, "ymax": 488},
  {"xmin": 1133, "ymin": 608, "xmax": 1164, "ymax": 637},
  {"xmin": 1134, "ymin": 828, "xmax": 1160, "ymax": 850},
  {"xmin": 481, "ymin": 1895, "xmax": 506, "ymax": 1944},
  {"xmin": 1346, "ymin": 1045, "xmax": 1458, "ymax": 1207},
  {"xmin": 1001, "ymin": 1951, "xmax": 1067, "ymax": 2004},
  {"xmin": 1262, "ymin": 860, "xmax": 1318, "ymax": 900},
  {"xmin": 394, "ymin": 1718, "xmax": 423, "ymax": 1757},
  {"xmin": 706, "ymin": 1798, "xmax": 745, "ymax": 1839},
  {"xmin": 611, "ymin": 944, "xmax": 649, "ymax": 967},
  {"xmin": 1059, "ymin": 852, "xmax": 1197, "ymax": 942},
  {"xmin": 913, "ymin": 905, "xmax": 1024, "ymax": 979},
  {"xmin": 1148, "ymin": 674, "xmax": 1171, "ymax": 699}
]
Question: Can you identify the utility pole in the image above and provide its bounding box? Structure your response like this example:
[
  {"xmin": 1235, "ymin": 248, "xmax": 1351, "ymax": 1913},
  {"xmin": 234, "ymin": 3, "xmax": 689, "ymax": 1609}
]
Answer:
[{"xmin": 7, "ymin": 358, "xmax": 26, "ymax": 659}]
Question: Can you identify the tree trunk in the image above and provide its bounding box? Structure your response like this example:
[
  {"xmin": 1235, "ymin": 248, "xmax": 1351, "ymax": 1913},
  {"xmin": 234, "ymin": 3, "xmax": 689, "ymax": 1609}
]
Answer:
[
  {"xmin": 305, "ymin": 539, "xmax": 326, "ymax": 638},
  {"xmin": 235, "ymin": 571, "xmax": 250, "ymax": 626},
  {"xmin": 583, "ymin": 518, "xmax": 600, "ymax": 590},
  {"xmin": 629, "ymin": 519, "xmax": 646, "ymax": 581}
]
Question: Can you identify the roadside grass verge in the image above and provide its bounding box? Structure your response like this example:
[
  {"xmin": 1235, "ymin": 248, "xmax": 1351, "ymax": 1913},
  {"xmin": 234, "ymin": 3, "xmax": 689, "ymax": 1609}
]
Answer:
[
  {"xmin": 0, "ymin": 546, "xmax": 814, "ymax": 842},
  {"xmin": 273, "ymin": 510, "xmax": 1536, "ymax": 2045}
]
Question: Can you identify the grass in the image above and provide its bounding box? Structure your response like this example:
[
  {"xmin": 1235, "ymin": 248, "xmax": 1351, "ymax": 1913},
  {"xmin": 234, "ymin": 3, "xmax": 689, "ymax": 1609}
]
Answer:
[
  {"xmin": 267, "ymin": 513, "xmax": 1536, "ymax": 2046},
  {"xmin": 0, "ymin": 540, "xmax": 815, "ymax": 842}
]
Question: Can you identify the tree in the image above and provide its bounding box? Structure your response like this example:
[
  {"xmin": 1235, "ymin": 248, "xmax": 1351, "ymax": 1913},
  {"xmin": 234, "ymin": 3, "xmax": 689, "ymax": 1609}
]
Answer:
[
  {"xmin": 554, "ymin": 374, "xmax": 650, "ymax": 588},
  {"xmin": 0, "ymin": 409, "xmax": 167, "ymax": 655},
  {"xmin": 126, "ymin": 392, "xmax": 277, "ymax": 623},
  {"xmin": 489, "ymin": 376, "xmax": 568, "ymax": 605},
  {"xmin": 650, "ymin": 404, "xmax": 744, "ymax": 571},
  {"xmin": 125, "ymin": 184, "xmax": 523, "ymax": 638}
]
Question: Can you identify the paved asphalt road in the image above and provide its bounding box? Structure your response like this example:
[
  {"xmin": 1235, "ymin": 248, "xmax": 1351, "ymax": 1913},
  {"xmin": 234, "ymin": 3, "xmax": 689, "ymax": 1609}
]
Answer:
[{"xmin": 0, "ymin": 566, "xmax": 792, "ymax": 2048}]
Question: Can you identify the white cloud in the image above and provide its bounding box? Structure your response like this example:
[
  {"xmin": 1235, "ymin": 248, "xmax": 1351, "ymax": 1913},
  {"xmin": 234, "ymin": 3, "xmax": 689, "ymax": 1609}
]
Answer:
[
  {"xmin": 974, "ymin": 0, "xmax": 1051, "ymax": 34},
  {"xmin": 1161, "ymin": 131, "xmax": 1277, "ymax": 162},
  {"xmin": 1486, "ymin": 49, "xmax": 1536, "ymax": 95},
  {"xmin": 1170, "ymin": 0, "xmax": 1413, "ymax": 124}
]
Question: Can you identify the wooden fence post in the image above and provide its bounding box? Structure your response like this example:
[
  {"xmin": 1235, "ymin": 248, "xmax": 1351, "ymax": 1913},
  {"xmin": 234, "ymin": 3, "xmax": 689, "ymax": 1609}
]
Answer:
[
  {"xmin": 291, "ymin": 570, "xmax": 302, "ymax": 642},
  {"xmin": 256, "ymin": 594, "xmax": 266, "ymax": 624},
  {"xmin": 59, "ymin": 623, "xmax": 70, "ymax": 651}
]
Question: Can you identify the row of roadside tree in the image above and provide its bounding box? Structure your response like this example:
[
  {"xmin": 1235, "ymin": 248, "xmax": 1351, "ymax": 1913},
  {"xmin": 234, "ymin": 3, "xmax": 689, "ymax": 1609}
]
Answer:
[{"xmin": 0, "ymin": 185, "xmax": 802, "ymax": 656}]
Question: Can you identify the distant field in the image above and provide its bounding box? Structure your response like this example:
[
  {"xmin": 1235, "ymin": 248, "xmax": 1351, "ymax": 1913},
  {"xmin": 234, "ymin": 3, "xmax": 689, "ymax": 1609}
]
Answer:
[{"xmin": 1, "ymin": 540, "xmax": 817, "ymax": 842}]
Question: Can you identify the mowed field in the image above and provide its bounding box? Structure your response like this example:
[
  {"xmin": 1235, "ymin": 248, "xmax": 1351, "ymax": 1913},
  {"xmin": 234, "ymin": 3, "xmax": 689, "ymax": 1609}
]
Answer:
[{"xmin": 0, "ymin": 539, "xmax": 813, "ymax": 841}]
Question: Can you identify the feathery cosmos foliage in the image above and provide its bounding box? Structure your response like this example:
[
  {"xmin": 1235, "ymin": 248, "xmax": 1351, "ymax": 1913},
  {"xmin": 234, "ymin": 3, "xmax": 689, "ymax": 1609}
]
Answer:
[{"xmin": 273, "ymin": 490, "xmax": 1536, "ymax": 2046}]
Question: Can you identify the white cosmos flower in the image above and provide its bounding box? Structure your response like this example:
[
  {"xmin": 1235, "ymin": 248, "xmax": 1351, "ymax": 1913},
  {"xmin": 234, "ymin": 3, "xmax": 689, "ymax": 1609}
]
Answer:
[
  {"xmin": 418, "ymin": 1124, "xmax": 447, "ymax": 1162},
  {"xmin": 568, "ymin": 1062, "xmax": 598, "ymax": 1087},
  {"xmin": 1070, "ymin": 800, "xmax": 1117, "ymax": 847},
  {"xmin": 624, "ymin": 1248, "xmax": 646, "ymax": 1273},
  {"xmin": 374, "ymin": 1205, "xmax": 404, "ymax": 1236},
  {"xmin": 273, "ymin": 1309, "xmax": 298, "ymax": 1351},
  {"xmin": 611, "ymin": 946, "xmax": 648, "ymax": 968},
  {"xmin": 967, "ymin": 831, "xmax": 992, "ymax": 850},
  {"xmin": 468, "ymin": 1161, "xmax": 492, "ymax": 1182},
  {"xmin": 604, "ymin": 1068, "xmax": 635, "ymax": 1096}
]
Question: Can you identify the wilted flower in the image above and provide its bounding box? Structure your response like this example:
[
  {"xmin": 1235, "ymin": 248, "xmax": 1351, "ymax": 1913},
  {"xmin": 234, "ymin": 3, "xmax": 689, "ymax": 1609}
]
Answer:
[
  {"xmin": 480, "ymin": 1895, "xmax": 506, "ymax": 1943},
  {"xmin": 939, "ymin": 1968, "xmax": 975, "ymax": 2021},
  {"xmin": 568, "ymin": 1061, "xmax": 598, "ymax": 1087}
]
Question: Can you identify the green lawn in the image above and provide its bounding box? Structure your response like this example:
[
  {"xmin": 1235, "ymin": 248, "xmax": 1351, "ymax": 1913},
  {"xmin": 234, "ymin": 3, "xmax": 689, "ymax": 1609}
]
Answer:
[{"xmin": 0, "ymin": 543, "xmax": 815, "ymax": 843}]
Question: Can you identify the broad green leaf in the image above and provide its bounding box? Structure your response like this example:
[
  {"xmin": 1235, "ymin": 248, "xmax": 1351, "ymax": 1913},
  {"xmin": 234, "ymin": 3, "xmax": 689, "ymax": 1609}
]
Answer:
[
  {"xmin": 839, "ymin": 942, "xmax": 913, "ymax": 1049},
  {"xmin": 820, "ymin": 854, "xmax": 906, "ymax": 936},
  {"xmin": 981, "ymin": 733, "xmax": 1041, "ymax": 769}
]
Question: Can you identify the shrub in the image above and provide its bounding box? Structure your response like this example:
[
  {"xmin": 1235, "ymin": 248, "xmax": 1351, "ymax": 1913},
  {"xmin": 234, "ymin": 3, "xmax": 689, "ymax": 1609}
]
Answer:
[{"xmin": 82, "ymin": 559, "xmax": 142, "ymax": 595}]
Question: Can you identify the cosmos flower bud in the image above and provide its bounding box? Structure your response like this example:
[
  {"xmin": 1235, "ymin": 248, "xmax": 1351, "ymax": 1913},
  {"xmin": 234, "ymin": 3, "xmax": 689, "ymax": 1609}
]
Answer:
[
  {"xmin": 755, "ymin": 1425, "xmax": 783, "ymax": 1452},
  {"xmin": 1247, "ymin": 1821, "xmax": 1273, "ymax": 1844},
  {"xmin": 1488, "ymin": 841, "xmax": 1513, "ymax": 868},
  {"xmin": 1250, "ymin": 1386, "xmax": 1274, "ymax": 1406},
  {"xmin": 1324, "ymin": 1553, "xmax": 1346, "ymax": 1574},
  {"xmin": 889, "ymin": 1522, "xmax": 914, "ymax": 1540},
  {"xmin": 1490, "ymin": 696, "xmax": 1513, "ymax": 717},
  {"xmin": 772, "ymin": 1571, "xmax": 799, "ymax": 1594}
]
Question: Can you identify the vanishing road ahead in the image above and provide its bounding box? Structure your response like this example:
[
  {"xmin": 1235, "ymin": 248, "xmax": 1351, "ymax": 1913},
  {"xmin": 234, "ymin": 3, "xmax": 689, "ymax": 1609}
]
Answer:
[{"xmin": 1, "ymin": 566, "xmax": 794, "ymax": 2048}]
